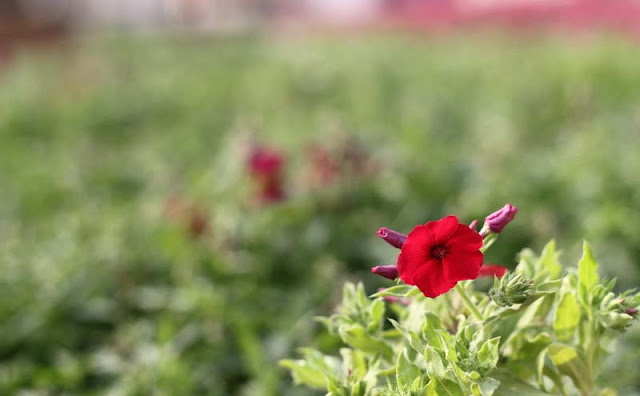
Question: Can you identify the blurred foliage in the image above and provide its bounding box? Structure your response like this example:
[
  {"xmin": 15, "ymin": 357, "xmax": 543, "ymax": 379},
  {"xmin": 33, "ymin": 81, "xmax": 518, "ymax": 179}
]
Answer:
[{"xmin": 0, "ymin": 33, "xmax": 639, "ymax": 395}]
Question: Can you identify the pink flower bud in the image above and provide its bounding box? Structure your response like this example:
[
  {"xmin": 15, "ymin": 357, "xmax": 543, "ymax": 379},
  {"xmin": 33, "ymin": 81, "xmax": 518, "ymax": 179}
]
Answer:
[
  {"xmin": 469, "ymin": 220, "xmax": 478, "ymax": 231},
  {"xmin": 371, "ymin": 265, "xmax": 399, "ymax": 280},
  {"xmin": 377, "ymin": 227, "xmax": 407, "ymax": 249},
  {"xmin": 377, "ymin": 288, "xmax": 410, "ymax": 305},
  {"xmin": 484, "ymin": 204, "xmax": 518, "ymax": 233}
]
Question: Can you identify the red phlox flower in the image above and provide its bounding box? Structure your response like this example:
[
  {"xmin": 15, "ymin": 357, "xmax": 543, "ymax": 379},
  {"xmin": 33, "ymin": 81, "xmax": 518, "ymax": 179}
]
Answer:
[
  {"xmin": 478, "ymin": 264, "xmax": 508, "ymax": 278},
  {"xmin": 247, "ymin": 146, "xmax": 286, "ymax": 203},
  {"xmin": 397, "ymin": 215, "xmax": 483, "ymax": 298},
  {"xmin": 248, "ymin": 146, "xmax": 284, "ymax": 177}
]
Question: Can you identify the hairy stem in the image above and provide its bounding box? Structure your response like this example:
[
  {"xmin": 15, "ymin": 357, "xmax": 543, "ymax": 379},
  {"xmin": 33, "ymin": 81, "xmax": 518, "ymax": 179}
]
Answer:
[{"xmin": 455, "ymin": 282, "xmax": 483, "ymax": 321}]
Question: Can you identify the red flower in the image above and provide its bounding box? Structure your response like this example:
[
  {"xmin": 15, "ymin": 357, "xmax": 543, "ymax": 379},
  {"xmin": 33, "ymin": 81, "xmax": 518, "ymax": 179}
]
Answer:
[
  {"xmin": 247, "ymin": 146, "xmax": 286, "ymax": 203},
  {"xmin": 397, "ymin": 216, "xmax": 483, "ymax": 298},
  {"xmin": 248, "ymin": 146, "xmax": 284, "ymax": 177},
  {"xmin": 478, "ymin": 265, "xmax": 507, "ymax": 278}
]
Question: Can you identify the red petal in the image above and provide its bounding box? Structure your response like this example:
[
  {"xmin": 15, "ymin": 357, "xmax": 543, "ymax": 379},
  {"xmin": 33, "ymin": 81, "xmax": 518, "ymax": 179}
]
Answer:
[
  {"xmin": 397, "ymin": 224, "xmax": 434, "ymax": 279},
  {"xmin": 446, "ymin": 224, "xmax": 483, "ymax": 253},
  {"xmin": 411, "ymin": 258, "xmax": 457, "ymax": 298},
  {"xmin": 478, "ymin": 265, "xmax": 508, "ymax": 278},
  {"xmin": 432, "ymin": 215, "xmax": 459, "ymax": 245},
  {"xmin": 442, "ymin": 251, "xmax": 483, "ymax": 282}
]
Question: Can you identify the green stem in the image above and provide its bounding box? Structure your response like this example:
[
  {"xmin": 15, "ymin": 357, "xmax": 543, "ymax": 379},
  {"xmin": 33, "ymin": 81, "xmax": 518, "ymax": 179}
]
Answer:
[{"xmin": 455, "ymin": 282, "xmax": 483, "ymax": 321}]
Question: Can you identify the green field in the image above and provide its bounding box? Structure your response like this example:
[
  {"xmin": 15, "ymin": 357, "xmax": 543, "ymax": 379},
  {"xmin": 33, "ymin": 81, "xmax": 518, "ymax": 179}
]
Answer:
[{"xmin": 1, "ymin": 33, "xmax": 639, "ymax": 395}]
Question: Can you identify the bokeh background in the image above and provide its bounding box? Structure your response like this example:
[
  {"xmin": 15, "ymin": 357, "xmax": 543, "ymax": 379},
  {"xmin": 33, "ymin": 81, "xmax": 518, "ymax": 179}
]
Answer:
[{"xmin": 1, "ymin": 0, "xmax": 639, "ymax": 395}]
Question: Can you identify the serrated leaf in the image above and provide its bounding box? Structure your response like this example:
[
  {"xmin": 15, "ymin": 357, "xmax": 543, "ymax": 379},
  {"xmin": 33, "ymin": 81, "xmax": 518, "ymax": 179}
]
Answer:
[
  {"xmin": 397, "ymin": 349, "xmax": 422, "ymax": 388},
  {"xmin": 578, "ymin": 241, "xmax": 599, "ymax": 309},
  {"xmin": 553, "ymin": 293, "xmax": 580, "ymax": 341}
]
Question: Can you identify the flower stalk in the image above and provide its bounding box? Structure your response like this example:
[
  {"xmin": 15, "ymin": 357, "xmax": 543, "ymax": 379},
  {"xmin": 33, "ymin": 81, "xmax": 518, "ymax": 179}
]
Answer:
[{"xmin": 455, "ymin": 282, "xmax": 483, "ymax": 321}]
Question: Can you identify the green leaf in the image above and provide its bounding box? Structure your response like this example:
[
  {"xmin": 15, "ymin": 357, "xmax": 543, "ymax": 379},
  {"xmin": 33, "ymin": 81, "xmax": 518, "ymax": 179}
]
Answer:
[
  {"xmin": 390, "ymin": 319, "xmax": 425, "ymax": 354},
  {"xmin": 279, "ymin": 359, "xmax": 328, "ymax": 389},
  {"xmin": 578, "ymin": 241, "xmax": 599, "ymax": 308},
  {"xmin": 340, "ymin": 348, "xmax": 367, "ymax": 380},
  {"xmin": 427, "ymin": 379, "xmax": 465, "ymax": 396},
  {"xmin": 367, "ymin": 298, "xmax": 385, "ymax": 332},
  {"xmin": 371, "ymin": 284, "xmax": 415, "ymax": 298},
  {"xmin": 396, "ymin": 349, "xmax": 422, "ymax": 388},
  {"xmin": 494, "ymin": 375, "xmax": 554, "ymax": 396},
  {"xmin": 532, "ymin": 279, "xmax": 562, "ymax": 295},
  {"xmin": 548, "ymin": 343, "xmax": 592, "ymax": 396},
  {"xmin": 477, "ymin": 337, "xmax": 500, "ymax": 371},
  {"xmin": 539, "ymin": 240, "xmax": 562, "ymax": 279},
  {"xmin": 515, "ymin": 296, "xmax": 546, "ymax": 330},
  {"xmin": 422, "ymin": 313, "xmax": 444, "ymax": 351},
  {"xmin": 515, "ymin": 332, "xmax": 552, "ymax": 361},
  {"xmin": 536, "ymin": 348, "xmax": 548, "ymax": 392},
  {"xmin": 553, "ymin": 293, "xmax": 580, "ymax": 341},
  {"xmin": 474, "ymin": 378, "xmax": 500, "ymax": 396},
  {"xmin": 424, "ymin": 345, "xmax": 446, "ymax": 378},
  {"xmin": 338, "ymin": 325, "xmax": 393, "ymax": 361}
]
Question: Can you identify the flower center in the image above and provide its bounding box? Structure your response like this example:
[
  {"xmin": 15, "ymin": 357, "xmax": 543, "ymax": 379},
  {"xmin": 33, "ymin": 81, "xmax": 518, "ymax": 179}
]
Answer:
[{"xmin": 431, "ymin": 245, "xmax": 448, "ymax": 259}]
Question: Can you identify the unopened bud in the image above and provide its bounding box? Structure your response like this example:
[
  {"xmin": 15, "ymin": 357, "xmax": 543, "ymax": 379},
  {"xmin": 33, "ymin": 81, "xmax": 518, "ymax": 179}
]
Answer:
[
  {"xmin": 600, "ymin": 312, "xmax": 633, "ymax": 331},
  {"xmin": 489, "ymin": 273, "xmax": 533, "ymax": 307},
  {"xmin": 377, "ymin": 227, "xmax": 407, "ymax": 249},
  {"xmin": 469, "ymin": 220, "xmax": 478, "ymax": 231},
  {"xmin": 484, "ymin": 204, "xmax": 518, "ymax": 233},
  {"xmin": 625, "ymin": 307, "xmax": 639, "ymax": 317},
  {"xmin": 371, "ymin": 265, "xmax": 399, "ymax": 280},
  {"xmin": 377, "ymin": 288, "xmax": 410, "ymax": 305}
]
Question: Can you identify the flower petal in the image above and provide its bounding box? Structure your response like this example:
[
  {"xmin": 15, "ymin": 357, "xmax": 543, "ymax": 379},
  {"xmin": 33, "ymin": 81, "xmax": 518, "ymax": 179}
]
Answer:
[
  {"xmin": 446, "ymin": 224, "xmax": 483, "ymax": 253},
  {"xmin": 397, "ymin": 224, "xmax": 434, "ymax": 279},
  {"xmin": 432, "ymin": 215, "xmax": 460, "ymax": 245},
  {"xmin": 411, "ymin": 258, "xmax": 456, "ymax": 298},
  {"xmin": 442, "ymin": 251, "xmax": 483, "ymax": 282},
  {"xmin": 478, "ymin": 265, "xmax": 508, "ymax": 278}
]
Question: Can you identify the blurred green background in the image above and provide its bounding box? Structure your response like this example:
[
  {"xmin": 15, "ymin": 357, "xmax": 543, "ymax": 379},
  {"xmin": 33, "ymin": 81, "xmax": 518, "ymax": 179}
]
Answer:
[{"xmin": 1, "ymin": 32, "xmax": 640, "ymax": 395}]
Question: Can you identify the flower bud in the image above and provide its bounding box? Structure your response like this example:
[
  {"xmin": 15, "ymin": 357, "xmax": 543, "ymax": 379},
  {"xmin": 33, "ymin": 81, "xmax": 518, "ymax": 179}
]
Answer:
[
  {"xmin": 488, "ymin": 273, "xmax": 533, "ymax": 307},
  {"xmin": 371, "ymin": 265, "xmax": 399, "ymax": 280},
  {"xmin": 600, "ymin": 312, "xmax": 633, "ymax": 331},
  {"xmin": 377, "ymin": 288, "xmax": 410, "ymax": 305},
  {"xmin": 376, "ymin": 227, "xmax": 407, "ymax": 249},
  {"xmin": 484, "ymin": 204, "xmax": 518, "ymax": 233},
  {"xmin": 469, "ymin": 220, "xmax": 478, "ymax": 231},
  {"xmin": 625, "ymin": 307, "xmax": 639, "ymax": 317}
]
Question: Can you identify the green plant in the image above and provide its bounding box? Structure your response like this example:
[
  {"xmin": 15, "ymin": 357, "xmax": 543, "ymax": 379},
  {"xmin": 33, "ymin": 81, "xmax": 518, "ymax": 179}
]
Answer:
[{"xmin": 282, "ymin": 216, "xmax": 639, "ymax": 395}]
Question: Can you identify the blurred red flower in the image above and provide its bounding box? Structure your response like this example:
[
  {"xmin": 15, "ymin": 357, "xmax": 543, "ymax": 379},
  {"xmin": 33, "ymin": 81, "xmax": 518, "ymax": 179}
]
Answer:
[
  {"xmin": 397, "ymin": 216, "xmax": 483, "ymax": 298},
  {"xmin": 247, "ymin": 146, "xmax": 286, "ymax": 203},
  {"xmin": 478, "ymin": 264, "xmax": 507, "ymax": 278}
]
